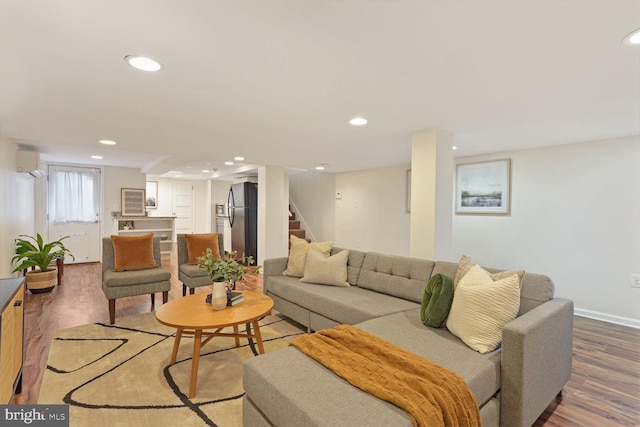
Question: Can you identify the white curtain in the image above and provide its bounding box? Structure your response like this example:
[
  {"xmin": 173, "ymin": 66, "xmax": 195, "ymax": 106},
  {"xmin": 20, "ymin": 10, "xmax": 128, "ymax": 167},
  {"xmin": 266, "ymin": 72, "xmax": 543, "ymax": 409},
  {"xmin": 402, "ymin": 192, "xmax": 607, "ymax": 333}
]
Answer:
[{"xmin": 51, "ymin": 170, "xmax": 97, "ymax": 223}]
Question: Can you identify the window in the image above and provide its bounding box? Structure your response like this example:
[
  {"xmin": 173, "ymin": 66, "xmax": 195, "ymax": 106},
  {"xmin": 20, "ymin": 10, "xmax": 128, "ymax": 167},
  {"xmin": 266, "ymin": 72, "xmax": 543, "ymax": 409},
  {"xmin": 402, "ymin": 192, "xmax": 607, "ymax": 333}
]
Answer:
[{"xmin": 50, "ymin": 167, "xmax": 99, "ymax": 223}]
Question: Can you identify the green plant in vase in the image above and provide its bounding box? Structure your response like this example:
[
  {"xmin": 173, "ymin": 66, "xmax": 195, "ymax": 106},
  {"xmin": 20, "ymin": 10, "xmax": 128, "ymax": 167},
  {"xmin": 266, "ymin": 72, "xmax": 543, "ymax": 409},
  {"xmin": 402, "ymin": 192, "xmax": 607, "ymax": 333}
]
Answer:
[
  {"xmin": 197, "ymin": 249, "xmax": 262, "ymax": 291},
  {"xmin": 12, "ymin": 233, "xmax": 75, "ymax": 293}
]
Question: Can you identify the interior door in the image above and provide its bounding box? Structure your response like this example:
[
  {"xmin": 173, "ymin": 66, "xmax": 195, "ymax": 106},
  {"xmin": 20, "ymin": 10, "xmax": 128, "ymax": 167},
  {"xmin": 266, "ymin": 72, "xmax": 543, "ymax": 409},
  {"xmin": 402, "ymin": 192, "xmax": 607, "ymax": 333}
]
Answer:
[
  {"xmin": 48, "ymin": 165, "xmax": 101, "ymax": 264},
  {"xmin": 173, "ymin": 179, "xmax": 194, "ymax": 237}
]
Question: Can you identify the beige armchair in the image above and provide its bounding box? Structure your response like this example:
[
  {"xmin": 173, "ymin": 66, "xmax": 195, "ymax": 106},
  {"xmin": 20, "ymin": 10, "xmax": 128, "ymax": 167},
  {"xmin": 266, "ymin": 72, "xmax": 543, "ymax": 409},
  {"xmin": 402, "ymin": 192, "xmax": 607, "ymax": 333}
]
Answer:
[
  {"xmin": 101, "ymin": 236, "xmax": 171, "ymax": 324},
  {"xmin": 177, "ymin": 233, "xmax": 225, "ymax": 296}
]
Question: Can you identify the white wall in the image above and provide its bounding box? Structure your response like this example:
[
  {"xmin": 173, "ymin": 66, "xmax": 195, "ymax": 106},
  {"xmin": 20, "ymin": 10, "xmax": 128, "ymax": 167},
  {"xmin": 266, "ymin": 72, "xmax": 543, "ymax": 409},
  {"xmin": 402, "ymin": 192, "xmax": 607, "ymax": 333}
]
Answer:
[
  {"xmin": 0, "ymin": 135, "xmax": 35, "ymax": 277},
  {"xmin": 102, "ymin": 166, "xmax": 146, "ymax": 236},
  {"xmin": 334, "ymin": 165, "xmax": 411, "ymax": 255},
  {"xmin": 193, "ymin": 180, "xmax": 210, "ymax": 233},
  {"xmin": 288, "ymin": 171, "xmax": 336, "ymax": 243},
  {"xmin": 258, "ymin": 166, "xmax": 289, "ymax": 265},
  {"xmin": 454, "ymin": 137, "xmax": 640, "ymax": 326},
  {"xmin": 147, "ymin": 177, "xmax": 174, "ymax": 217},
  {"xmin": 211, "ymin": 179, "xmax": 232, "ymax": 208}
]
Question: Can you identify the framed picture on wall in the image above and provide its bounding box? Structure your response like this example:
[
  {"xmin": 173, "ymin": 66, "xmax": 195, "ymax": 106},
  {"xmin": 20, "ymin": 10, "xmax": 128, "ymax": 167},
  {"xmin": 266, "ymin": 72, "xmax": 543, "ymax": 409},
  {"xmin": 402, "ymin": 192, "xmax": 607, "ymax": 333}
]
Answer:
[
  {"xmin": 121, "ymin": 188, "xmax": 146, "ymax": 216},
  {"xmin": 455, "ymin": 159, "xmax": 511, "ymax": 215},
  {"xmin": 146, "ymin": 181, "xmax": 158, "ymax": 209}
]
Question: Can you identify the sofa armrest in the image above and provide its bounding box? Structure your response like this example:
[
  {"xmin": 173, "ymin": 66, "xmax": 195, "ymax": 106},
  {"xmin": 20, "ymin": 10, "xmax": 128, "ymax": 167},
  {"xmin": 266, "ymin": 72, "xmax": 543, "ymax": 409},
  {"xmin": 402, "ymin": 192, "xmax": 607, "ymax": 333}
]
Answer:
[
  {"xmin": 500, "ymin": 298, "xmax": 573, "ymax": 427},
  {"xmin": 263, "ymin": 257, "xmax": 289, "ymax": 294}
]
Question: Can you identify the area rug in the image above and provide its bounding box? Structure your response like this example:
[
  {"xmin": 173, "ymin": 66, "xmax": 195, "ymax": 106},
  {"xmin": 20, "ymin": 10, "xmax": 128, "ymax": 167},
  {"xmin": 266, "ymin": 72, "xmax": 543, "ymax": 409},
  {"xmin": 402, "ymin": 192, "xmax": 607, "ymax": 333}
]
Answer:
[{"xmin": 38, "ymin": 310, "xmax": 305, "ymax": 426}]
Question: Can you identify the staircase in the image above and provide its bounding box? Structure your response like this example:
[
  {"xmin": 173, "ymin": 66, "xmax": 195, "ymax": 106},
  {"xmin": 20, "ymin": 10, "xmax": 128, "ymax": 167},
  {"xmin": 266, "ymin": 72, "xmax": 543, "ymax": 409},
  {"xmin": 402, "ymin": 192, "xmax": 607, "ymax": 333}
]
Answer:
[{"xmin": 289, "ymin": 209, "xmax": 310, "ymax": 242}]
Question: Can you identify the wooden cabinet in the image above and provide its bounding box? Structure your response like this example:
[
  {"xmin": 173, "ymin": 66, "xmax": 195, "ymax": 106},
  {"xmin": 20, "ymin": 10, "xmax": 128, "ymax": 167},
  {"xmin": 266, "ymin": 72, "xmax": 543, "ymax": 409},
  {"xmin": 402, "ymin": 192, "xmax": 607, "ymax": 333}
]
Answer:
[
  {"xmin": 114, "ymin": 216, "xmax": 176, "ymax": 257},
  {"xmin": 0, "ymin": 278, "xmax": 25, "ymax": 403}
]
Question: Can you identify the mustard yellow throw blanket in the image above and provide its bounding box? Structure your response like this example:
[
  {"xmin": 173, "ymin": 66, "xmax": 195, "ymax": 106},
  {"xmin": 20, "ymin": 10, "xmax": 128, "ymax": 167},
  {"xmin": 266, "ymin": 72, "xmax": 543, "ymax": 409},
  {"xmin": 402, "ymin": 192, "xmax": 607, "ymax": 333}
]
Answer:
[{"xmin": 290, "ymin": 325, "xmax": 481, "ymax": 427}]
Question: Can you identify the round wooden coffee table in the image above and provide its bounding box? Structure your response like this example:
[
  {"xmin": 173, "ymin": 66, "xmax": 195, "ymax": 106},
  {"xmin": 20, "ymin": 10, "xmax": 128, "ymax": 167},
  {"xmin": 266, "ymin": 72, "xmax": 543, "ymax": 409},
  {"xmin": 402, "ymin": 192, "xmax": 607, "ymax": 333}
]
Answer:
[{"xmin": 155, "ymin": 291, "xmax": 274, "ymax": 398}]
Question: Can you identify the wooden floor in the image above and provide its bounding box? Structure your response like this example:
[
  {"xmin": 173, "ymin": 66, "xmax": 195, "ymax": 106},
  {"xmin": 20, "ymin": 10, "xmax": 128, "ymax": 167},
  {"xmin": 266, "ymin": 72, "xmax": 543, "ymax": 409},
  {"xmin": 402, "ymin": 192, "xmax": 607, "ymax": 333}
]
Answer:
[{"xmin": 12, "ymin": 251, "xmax": 640, "ymax": 427}]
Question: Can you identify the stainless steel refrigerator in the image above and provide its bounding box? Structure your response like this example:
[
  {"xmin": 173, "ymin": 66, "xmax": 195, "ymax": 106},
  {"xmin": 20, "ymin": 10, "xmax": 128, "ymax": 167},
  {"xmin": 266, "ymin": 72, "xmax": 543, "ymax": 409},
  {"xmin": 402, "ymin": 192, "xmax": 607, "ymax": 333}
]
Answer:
[{"xmin": 227, "ymin": 182, "xmax": 257, "ymax": 260}]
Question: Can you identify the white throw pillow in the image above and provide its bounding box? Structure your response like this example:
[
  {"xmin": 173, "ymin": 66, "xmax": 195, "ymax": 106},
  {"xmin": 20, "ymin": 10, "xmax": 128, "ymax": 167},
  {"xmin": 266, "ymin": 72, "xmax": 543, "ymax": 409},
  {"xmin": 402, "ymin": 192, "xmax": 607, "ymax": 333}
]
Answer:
[
  {"xmin": 446, "ymin": 265, "xmax": 521, "ymax": 353},
  {"xmin": 283, "ymin": 235, "xmax": 333, "ymax": 278},
  {"xmin": 454, "ymin": 255, "xmax": 524, "ymax": 289},
  {"xmin": 300, "ymin": 248, "xmax": 350, "ymax": 287}
]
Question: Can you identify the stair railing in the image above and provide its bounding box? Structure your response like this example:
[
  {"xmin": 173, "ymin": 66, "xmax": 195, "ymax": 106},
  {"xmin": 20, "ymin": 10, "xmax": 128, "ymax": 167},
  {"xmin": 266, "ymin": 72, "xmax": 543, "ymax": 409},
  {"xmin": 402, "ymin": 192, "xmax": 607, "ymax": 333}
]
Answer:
[{"xmin": 288, "ymin": 197, "xmax": 317, "ymax": 243}]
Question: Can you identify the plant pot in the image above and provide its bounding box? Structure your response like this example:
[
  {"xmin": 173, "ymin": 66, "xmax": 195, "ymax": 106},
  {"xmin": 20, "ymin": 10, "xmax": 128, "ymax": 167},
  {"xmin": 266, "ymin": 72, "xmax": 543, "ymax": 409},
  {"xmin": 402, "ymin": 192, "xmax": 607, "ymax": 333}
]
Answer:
[{"xmin": 26, "ymin": 268, "xmax": 57, "ymax": 293}]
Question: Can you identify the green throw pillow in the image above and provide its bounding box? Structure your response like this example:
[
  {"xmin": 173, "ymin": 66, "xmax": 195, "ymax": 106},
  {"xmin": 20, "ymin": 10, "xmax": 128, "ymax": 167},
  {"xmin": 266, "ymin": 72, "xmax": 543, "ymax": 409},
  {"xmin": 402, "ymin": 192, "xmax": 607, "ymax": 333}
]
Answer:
[{"xmin": 420, "ymin": 274, "xmax": 454, "ymax": 328}]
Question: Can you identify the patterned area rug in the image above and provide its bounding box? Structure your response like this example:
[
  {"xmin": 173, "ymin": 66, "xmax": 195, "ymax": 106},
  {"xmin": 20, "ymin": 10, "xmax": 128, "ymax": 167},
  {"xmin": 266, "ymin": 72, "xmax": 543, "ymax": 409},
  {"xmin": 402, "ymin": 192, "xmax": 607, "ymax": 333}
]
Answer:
[{"xmin": 38, "ymin": 310, "xmax": 305, "ymax": 426}]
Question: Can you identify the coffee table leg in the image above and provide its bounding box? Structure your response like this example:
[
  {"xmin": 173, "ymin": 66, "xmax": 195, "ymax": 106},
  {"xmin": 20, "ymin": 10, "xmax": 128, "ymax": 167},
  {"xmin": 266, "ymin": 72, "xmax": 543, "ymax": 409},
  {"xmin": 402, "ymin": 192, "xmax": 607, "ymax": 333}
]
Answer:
[
  {"xmin": 170, "ymin": 328, "xmax": 183, "ymax": 364},
  {"xmin": 233, "ymin": 325, "xmax": 240, "ymax": 347},
  {"xmin": 189, "ymin": 329, "xmax": 203, "ymax": 399},
  {"xmin": 252, "ymin": 319, "xmax": 266, "ymax": 354}
]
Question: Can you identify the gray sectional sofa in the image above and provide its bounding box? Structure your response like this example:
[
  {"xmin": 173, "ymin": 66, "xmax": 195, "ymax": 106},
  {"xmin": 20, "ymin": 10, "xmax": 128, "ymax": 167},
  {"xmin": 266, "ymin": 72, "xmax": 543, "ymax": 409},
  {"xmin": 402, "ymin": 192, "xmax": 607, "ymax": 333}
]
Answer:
[{"xmin": 243, "ymin": 248, "xmax": 574, "ymax": 427}]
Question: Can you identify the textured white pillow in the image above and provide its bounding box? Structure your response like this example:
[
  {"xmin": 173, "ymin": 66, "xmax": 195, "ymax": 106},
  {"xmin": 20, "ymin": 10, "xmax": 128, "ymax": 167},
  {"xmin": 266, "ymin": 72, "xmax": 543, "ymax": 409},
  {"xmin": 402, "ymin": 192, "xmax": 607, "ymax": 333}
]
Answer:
[
  {"xmin": 454, "ymin": 255, "xmax": 525, "ymax": 289},
  {"xmin": 300, "ymin": 248, "xmax": 350, "ymax": 287},
  {"xmin": 446, "ymin": 265, "xmax": 521, "ymax": 353},
  {"xmin": 283, "ymin": 235, "xmax": 333, "ymax": 278}
]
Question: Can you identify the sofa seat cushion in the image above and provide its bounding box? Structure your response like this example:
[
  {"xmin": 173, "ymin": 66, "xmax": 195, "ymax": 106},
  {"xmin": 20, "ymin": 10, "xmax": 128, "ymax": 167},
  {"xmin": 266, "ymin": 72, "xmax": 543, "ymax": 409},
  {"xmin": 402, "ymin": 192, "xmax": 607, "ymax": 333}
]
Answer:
[
  {"xmin": 179, "ymin": 263, "xmax": 209, "ymax": 279},
  {"xmin": 243, "ymin": 310, "xmax": 498, "ymax": 427},
  {"xmin": 357, "ymin": 309, "xmax": 500, "ymax": 407},
  {"xmin": 243, "ymin": 346, "xmax": 413, "ymax": 427},
  {"xmin": 103, "ymin": 267, "xmax": 171, "ymax": 288},
  {"xmin": 266, "ymin": 276, "xmax": 419, "ymax": 325}
]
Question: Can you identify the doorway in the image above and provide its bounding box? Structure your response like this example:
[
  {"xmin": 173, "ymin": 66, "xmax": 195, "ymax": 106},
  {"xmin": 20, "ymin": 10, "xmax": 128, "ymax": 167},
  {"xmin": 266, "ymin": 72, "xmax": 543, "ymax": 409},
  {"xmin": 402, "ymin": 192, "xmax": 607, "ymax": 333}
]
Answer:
[
  {"xmin": 48, "ymin": 165, "xmax": 101, "ymax": 263},
  {"xmin": 173, "ymin": 179, "xmax": 194, "ymax": 236}
]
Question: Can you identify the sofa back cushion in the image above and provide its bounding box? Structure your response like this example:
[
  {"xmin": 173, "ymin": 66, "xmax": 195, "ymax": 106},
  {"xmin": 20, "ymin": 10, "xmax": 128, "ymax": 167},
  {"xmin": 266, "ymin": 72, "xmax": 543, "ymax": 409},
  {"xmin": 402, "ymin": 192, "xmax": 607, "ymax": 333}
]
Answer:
[
  {"xmin": 432, "ymin": 261, "xmax": 555, "ymax": 316},
  {"xmin": 357, "ymin": 252, "xmax": 435, "ymax": 303},
  {"xmin": 330, "ymin": 247, "xmax": 365, "ymax": 286},
  {"xmin": 513, "ymin": 272, "xmax": 555, "ymax": 315}
]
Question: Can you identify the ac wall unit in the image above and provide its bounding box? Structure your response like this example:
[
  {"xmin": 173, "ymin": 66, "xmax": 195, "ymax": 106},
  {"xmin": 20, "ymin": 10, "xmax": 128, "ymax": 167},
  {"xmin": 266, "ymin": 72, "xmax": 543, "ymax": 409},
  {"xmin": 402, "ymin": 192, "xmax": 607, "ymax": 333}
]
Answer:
[{"xmin": 16, "ymin": 151, "xmax": 46, "ymax": 178}]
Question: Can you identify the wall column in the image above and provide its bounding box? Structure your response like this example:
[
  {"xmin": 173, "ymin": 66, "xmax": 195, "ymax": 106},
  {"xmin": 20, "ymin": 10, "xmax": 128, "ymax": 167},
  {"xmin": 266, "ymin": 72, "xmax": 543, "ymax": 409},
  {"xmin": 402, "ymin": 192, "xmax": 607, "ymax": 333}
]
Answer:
[
  {"xmin": 257, "ymin": 166, "xmax": 289, "ymax": 265},
  {"xmin": 410, "ymin": 129, "xmax": 454, "ymax": 260}
]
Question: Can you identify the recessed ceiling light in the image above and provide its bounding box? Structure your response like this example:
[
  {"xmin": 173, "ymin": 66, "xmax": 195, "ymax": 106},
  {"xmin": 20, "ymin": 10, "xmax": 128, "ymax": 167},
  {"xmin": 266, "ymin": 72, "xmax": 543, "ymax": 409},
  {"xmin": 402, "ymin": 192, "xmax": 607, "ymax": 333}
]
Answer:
[
  {"xmin": 201, "ymin": 169, "xmax": 210, "ymax": 173},
  {"xmin": 452, "ymin": 146, "xmax": 458, "ymax": 150},
  {"xmin": 225, "ymin": 161, "xmax": 234, "ymax": 166},
  {"xmin": 91, "ymin": 155, "xmax": 103, "ymax": 159},
  {"xmin": 623, "ymin": 28, "xmax": 640, "ymax": 45},
  {"xmin": 124, "ymin": 55, "xmax": 163, "ymax": 71},
  {"xmin": 234, "ymin": 156, "xmax": 245, "ymax": 161},
  {"xmin": 315, "ymin": 166, "xmax": 325, "ymax": 171},
  {"xmin": 99, "ymin": 139, "xmax": 116, "ymax": 145},
  {"xmin": 349, "ymin": 117, "xmax": 368, "ymax": 126}
]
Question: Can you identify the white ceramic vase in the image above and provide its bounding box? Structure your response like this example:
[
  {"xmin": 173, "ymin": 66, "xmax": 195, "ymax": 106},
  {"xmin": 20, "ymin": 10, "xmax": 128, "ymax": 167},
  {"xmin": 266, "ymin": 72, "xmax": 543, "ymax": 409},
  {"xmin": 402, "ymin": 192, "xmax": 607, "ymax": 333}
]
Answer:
[{"xmin": 212, "ymin": 281, "xmax": 228, "ymax": 310}]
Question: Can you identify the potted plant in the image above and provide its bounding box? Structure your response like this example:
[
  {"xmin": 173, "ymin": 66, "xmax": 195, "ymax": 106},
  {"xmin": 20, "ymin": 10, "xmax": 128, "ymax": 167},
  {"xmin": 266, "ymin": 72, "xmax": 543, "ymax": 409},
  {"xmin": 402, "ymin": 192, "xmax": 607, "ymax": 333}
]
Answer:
[
  {"xmin": 197, "ymin": 249, "xmax": 262, "ymax": 290},
  {"xmin": 197, "ymin": 249, "xmax": 261, "ymax": 309},
  {"xmin": 12, "ymin": 233, "xmax": 75, "ymax": 293}
]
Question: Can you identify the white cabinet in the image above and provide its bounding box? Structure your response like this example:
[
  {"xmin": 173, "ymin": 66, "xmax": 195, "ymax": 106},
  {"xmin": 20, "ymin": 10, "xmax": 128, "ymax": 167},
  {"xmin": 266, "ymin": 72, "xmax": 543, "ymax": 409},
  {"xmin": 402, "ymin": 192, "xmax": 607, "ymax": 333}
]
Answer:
[{"xmin": 113, "ymin": 216, "xmax": 176, "ymax": 257}]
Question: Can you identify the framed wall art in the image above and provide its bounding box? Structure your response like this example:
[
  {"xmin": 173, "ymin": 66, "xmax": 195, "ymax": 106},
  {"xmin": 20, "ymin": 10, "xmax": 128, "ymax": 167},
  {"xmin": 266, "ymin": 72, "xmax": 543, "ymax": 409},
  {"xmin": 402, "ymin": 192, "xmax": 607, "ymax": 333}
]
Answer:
[
  {"xmin": 145, "ymin": 181, "xmax": 158, "ymax": 209},
  {"xmin": 121, "ymin": 188, "xmax": 146, "ymax": 216},
  {"xmin": 455, "ymin": 159, "xmax": 511, "ymax": 215}
]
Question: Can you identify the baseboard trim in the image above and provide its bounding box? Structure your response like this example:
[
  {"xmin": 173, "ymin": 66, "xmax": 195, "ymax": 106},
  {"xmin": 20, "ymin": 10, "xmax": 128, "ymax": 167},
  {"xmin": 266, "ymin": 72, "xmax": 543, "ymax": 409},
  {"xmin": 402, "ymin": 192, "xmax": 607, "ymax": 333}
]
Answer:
[{"xmin": 574, "ymin": 308, "xmax": 640, "ymax": 329}]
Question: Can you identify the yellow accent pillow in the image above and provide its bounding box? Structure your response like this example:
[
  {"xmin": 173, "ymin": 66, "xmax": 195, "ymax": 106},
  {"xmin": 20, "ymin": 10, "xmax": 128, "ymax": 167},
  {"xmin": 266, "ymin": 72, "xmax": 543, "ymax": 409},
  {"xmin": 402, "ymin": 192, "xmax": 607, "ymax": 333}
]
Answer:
[
  {"xmin": 300, "ymin": 248, "xmax": 350, "ymax": 287},
  {"xmin": 446, "ymin": 265, "xmax": 521, "ymax": 353},
  {"xmin": 283, "ymin": 235, "xmax": 333, "ymax": 278},
  {"xmin": 185, "ymin": 233, "xmax": 220, "ymax": 265},
  {"xmin": 111, "ymin": 233, "xmax": 158, "ymax": 272}
]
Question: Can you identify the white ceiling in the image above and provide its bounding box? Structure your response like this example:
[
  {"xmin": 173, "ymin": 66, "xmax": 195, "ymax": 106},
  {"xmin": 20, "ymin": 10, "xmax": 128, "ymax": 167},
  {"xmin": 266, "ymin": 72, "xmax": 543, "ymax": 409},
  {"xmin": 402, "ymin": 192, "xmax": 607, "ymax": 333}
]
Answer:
[{"xmin": 1, "ymin": 1, "xmax": 638, "ymax": 179}]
